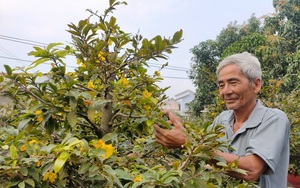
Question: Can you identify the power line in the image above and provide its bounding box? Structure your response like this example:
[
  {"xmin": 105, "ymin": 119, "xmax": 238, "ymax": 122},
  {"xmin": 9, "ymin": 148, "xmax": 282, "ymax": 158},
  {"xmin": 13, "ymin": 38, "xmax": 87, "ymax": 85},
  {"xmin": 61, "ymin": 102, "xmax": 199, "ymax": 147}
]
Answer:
[
  {"xmin": 0, "ymin": 36, "xmax": 45, "ymax": 47},
  {"xmin": 0, "ymin": 34, "xmax": 47, "ymax": 46},
  {"xmin": 0, "ymin": 56, "xmax": 32, "ymax": 63},
  {"xmin": 1, "ymin": 34, "xmax": 191, "ymax": 72},
  {"xmin": 0, "ymin": 44, "xmax": 27, "ymax": 67},
  {"xmin": 0, "ymin": 55, "xmax": 190, "ymax": 72},
  {"xmin": 0, "ymin": 56, "xmax": 190, "ymax": 79},
  {"xmin": 162, "ymin": 76, "xmax": 189, "ymax": 80}
]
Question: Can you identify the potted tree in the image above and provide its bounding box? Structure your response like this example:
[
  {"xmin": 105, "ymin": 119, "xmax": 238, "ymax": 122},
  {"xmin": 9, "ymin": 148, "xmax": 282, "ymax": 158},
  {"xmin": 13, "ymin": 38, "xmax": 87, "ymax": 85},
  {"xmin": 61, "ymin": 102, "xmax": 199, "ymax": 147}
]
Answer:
[{"xmin": 288, "ymin": 124, "xmax": 300, "ymax": 188}]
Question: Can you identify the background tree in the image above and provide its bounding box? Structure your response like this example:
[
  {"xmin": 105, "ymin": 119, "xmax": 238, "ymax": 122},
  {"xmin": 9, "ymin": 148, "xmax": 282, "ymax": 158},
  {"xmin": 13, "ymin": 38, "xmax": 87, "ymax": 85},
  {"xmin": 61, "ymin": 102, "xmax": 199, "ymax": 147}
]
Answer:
[
  {"xmin": 189, "ymin": 0, "xmax": 300, "ymax": 118},
  {"xmin": 189, "ymin": 15, "xmax": 263, "ymax": 116},
  {"xmin": 188, "ymin": 0, "xmax": 300, "ymax": 180}
]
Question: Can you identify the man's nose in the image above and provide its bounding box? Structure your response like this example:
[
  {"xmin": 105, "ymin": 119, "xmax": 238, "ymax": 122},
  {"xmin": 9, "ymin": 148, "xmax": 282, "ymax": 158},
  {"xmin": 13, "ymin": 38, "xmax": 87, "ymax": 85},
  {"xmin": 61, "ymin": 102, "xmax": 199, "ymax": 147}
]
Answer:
[{"xmin": 220, "ymin": 85, "xmax": 233, "ymax": 96}]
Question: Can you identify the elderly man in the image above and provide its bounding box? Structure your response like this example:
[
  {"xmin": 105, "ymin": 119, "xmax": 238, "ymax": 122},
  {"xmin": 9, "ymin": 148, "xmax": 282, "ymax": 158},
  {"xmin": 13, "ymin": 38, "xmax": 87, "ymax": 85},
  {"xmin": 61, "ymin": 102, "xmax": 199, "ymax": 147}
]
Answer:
[{"xmin": 154, "ymin": 52, "xmax": 290, "ymax": 188}]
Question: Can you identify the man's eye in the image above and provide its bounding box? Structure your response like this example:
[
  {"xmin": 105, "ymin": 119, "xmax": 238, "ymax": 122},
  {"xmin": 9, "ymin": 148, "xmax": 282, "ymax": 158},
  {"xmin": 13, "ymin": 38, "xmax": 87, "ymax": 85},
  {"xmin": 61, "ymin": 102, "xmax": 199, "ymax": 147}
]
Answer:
[
  {"xmin": 218, "ymin": 84, "xmax": 224, "ymax": 88},
  {"xmin": 230, "ymin": 81, "xmax": 237, "ymax": 85}
]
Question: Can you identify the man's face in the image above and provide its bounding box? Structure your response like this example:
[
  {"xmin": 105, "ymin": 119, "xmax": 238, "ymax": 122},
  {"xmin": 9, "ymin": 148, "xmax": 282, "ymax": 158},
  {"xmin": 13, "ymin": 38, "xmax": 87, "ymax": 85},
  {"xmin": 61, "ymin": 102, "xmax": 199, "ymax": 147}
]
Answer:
[{"xmin": 217, "ymin": 64, "xmax": 261, "ymax": 110}]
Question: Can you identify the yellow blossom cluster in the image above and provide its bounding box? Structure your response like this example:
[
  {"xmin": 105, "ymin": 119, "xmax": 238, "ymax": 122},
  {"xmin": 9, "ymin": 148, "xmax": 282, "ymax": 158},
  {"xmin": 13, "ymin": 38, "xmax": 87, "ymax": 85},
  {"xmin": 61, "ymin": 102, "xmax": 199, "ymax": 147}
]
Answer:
[
  {"xmin": 98, "ymin": 52, "xmax": 106, "ymax": 61},
  {"xmin": 19, "ymin": 145, "xmax": 26, "ymax": 151},
  {"xmin": 43, "ymin": 171, "xmax": 57, "ymax": 183},
  {"xmin": 134, "ymin": 175, "xmax": 142, "ymax": 182},
  {"xmin": 87, "ymin": 80, "xmax": 95, "ymax": 89},
  {"xmin": 94, "ymin": 139, "xmax": 115, "ymax": 159},
  {"xmin": 154, "ymin": 71, "xmax": 161, "ymax": 76},
  {"xmin": 35, "ymin": 110, "xmax": 43, "ymax": 123},
  {"xmin": 29, "ymin": 139, "xmax": 39, "ymax": 146},
  {"xmin": 118, "ymin": 77, "xmax": 129, "ymax": 85},
  {"xmin": 76, "ymin": 58, "xmax": 86, "ymax": 67},
  {"xmin": 142, "ymin": 90, "xmax": 152, "ymax": 99}
]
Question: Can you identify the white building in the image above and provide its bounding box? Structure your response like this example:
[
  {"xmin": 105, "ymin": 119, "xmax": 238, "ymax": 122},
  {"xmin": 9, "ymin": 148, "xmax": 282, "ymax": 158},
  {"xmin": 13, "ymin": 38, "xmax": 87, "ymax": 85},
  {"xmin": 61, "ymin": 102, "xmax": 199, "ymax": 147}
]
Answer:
[{"xmin": 174, "ymin": 89, "xmax": 195, "ymax": 116}]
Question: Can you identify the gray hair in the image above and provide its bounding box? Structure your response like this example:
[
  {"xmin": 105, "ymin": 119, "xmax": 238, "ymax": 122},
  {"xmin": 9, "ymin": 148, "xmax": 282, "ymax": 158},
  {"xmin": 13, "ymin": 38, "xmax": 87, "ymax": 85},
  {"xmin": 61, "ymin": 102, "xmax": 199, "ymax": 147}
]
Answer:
[{"xmin": 216, "ymin": 52, "xmax": 262, "ymax": 82}]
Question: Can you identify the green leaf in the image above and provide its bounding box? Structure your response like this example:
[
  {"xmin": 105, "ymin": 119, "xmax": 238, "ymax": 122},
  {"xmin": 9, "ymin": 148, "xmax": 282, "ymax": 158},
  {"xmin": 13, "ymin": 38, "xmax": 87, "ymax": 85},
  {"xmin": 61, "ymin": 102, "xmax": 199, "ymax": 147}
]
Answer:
[
  {"xmin": 10, "ymin": 145, "xmax": 17, "ymax": 159},
  {"xmin": 67, "ymin": 111, "xmax": 77, "ymax": 127},
  {"xmin": 25, "ymin": 58, "xmax": 50, "ymax": 71},
  {"xmin": 115, "ymin": 169, "xmax": 133, "ymax": 181},
  {"xmin": 109, "ymin": 0, "xmax": 116, "ymax": 6},
  {"xmin": 216, "ymin": 161, "xmax": 228, "ymax": 167},
  {"xmin": 92, "ymin": 99, "xmax": 109, "ymax": 110},
  {"xmin": 21, "ymin": 167, "xmax": 28, "ymax": 176},
  {"xmin": 40, "ymin": 144, "xmax": 56, "ymax": 153},
  {"xmin": 78, "ymin": 162, "xmax": 91, "ymax": 174},
  {"xmin": 154, "ymin": 35, "xmax": 163, "ymax": 51},
  {"xmin": 172, "ymin": 29, "xmax": 183, "ymax": 43},
  {"xmin": 109, "ymin": 16, "xmax": 117, "ymax": 27},
  {"xmin": 87, "ymin": 105, "xmax": 95, "ymax": 123},
  {"xmin": 104, "ymin": 165, "xmax": 123, "ymax": 187},
  {"xmin": 102, "ymin": 132, "xmax": 118, "ymax": 143},
  {"xmin": 18, "ymin": 181, "xmax": 25, "ymax": 188},
  {"xmin": 44, "ymin": 116, "xmax": 56, "ymax": 135},
  {"xmin": 46, "ymin": 43, "xmax": 63, "ymax": 51},
  {"xmin": 18, "ymin": 119, "xmax": 31, "ymax": 130},
  {"xmin": 25, "ymin": 179, "xmax": 35, "ymax": 187},
  {"xmin": 54, "ymin": 151, "xmax": 69, "ymax": 173},
  {"xmin": 70, "ymin": 96, "xmax": 77, "ymax": 111},
  {"xmin": 4, "ymin": 64, "xmax": 12, "ymax": 76}
]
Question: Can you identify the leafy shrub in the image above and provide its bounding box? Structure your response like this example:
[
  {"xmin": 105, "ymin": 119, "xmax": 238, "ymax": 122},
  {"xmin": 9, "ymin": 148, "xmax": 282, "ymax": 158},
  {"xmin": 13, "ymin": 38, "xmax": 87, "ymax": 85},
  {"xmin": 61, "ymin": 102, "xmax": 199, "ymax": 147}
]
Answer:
[{"xmin": 0, "ymin": 1, "xmax": 256, "ymax": 187}]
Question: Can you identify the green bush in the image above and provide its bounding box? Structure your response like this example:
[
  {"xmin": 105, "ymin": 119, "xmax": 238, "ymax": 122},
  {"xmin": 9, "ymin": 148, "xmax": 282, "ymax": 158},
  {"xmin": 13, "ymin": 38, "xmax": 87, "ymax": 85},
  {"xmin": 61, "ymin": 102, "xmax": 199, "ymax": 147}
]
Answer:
[{"xmin": 0, "ymin": 1, "xmax": 256, "ymax": 187}]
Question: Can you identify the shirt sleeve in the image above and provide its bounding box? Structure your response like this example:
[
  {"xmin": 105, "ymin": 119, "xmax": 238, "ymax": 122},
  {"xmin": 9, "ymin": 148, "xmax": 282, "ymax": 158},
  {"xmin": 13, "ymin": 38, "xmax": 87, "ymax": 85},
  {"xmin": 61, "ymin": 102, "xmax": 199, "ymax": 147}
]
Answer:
[{"xmin": 245, "ymin": 109, "xmax": 290, "ymax": 174}]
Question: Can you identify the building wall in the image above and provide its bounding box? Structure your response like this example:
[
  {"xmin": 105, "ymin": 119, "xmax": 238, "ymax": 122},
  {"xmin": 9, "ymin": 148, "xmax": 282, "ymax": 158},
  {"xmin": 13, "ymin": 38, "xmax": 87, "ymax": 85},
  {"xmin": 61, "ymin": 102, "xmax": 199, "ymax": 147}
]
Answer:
[{"xmin": 175, "ymin": 90, "xmax": 195, "ymax": 115}]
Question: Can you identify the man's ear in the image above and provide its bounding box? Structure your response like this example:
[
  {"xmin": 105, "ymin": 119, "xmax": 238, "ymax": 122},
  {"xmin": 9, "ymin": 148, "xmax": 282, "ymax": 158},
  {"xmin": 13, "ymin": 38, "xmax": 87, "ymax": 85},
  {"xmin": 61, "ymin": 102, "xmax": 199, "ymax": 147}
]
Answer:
[{"xmin": 253, "ymin": 78, "xmax": 262, "ymax": 93}]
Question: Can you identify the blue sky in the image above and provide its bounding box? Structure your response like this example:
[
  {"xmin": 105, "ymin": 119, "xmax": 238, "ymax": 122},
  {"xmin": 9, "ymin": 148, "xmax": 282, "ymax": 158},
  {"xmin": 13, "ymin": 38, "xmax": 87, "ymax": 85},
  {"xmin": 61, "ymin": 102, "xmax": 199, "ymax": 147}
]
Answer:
[{"xmin": 0, "ymin": 0, "xmax": 275, "ymax": 97}]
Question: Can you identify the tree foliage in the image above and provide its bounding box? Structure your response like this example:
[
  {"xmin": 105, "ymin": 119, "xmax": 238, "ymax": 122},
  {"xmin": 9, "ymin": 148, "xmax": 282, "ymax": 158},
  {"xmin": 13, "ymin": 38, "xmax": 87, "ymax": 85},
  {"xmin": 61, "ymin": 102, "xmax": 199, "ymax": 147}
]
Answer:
[
  {"xmin": 188, "ymin": 0, "xmax": 300, "ymax": 179},
  {"xmin": 189, "ymin": 0, "xmax": 300, "ymax": 117},
  {"xmin": 0, "ymin": 1, "xmax": 256, "ymax": 187}
]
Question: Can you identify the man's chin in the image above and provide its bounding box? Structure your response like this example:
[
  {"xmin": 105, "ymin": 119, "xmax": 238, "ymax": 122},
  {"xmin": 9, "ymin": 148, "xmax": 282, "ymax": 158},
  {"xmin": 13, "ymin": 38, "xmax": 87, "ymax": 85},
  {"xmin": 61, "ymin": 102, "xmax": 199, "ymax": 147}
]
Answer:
[{"xmin": 226, "ymin": 104, "xmax": 237, "ymax": 110}]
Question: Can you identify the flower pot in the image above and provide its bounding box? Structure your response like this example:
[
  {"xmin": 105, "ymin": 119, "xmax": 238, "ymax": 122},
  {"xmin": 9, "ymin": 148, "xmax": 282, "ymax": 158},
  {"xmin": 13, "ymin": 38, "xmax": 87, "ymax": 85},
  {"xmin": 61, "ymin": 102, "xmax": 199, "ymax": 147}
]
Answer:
[{"xmin": 288, "ymin": 173, "xmax": 300, "ymax": 188}]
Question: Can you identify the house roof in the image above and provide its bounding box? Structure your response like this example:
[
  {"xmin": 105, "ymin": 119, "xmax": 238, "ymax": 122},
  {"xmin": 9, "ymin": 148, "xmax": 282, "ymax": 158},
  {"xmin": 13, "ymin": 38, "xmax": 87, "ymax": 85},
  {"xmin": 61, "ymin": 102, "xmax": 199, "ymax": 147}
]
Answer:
[{"xmin": 175, "ymin": 89, "xmax": 195, "ymax": 100}]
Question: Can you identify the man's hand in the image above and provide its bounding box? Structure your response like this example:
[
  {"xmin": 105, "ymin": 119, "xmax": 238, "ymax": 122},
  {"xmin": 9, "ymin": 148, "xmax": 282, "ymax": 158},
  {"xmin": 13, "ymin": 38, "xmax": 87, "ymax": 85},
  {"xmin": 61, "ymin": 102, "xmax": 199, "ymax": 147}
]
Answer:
[{"xmin": 154, "ymin": 111, "xmax": 187, "ymax": 148}]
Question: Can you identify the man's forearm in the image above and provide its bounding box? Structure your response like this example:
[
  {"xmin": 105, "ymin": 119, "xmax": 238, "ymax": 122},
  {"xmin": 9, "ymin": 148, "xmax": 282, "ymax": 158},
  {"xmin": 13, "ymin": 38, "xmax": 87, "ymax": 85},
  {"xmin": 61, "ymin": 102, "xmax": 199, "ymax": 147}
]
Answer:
[{"xmin": 214, "ymin": 150, "xmax": 266, "ymax": 182}]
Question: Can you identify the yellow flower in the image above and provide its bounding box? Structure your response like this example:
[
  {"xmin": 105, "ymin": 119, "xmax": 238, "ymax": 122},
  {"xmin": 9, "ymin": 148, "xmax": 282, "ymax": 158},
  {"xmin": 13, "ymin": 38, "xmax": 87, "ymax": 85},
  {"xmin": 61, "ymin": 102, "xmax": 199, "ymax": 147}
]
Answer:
[
  {"xmin": 143, "ymin": 90, "xmax": 152, "ymax": 99},
  {"xmin": 98, "ymin": 51, "xmax": 106, "ymax": 61},
  {"xmin": 76, "ymin": 58, "xmax": 81, "ymax": 65},
  {"xmin": 94, "ymin": 139, "xmax": 105, "ymax": 149},
  {"xmin": 87, "ymin": 80, "xmax": 95, "ymax": 89},
  {"xmin": 29, "ymin": 140, "xmax": 39, "ymax": 146},
  {"xmin": 81, "ymin": 63, "xmax": 86, "ymax": 68},
  {"xmin": 48, "ymin": 172, "xmax": 57, "ymax": 183},
  {"xmin": 108, "ymin": 38, "xmax": 112, "ymax": 46},
  {"xmin": 118, "ymin": 77, "xmax": 129, "ymax": 85},
  {"xmin": 35, "ymin": 110, "xmax": 43, "ymax": 123},
  {"xmin": 43, "ymin": 171, "xmax": 57, "ymax": 183},
  {"xmin": 37, "ymin": 160, "xmax": 42, "ymax": 167},
  {"xmin": 35, "ymin": 110, "xmax": 42, "ymax": 115},
  {"xmin": 143, "ymin": 105, "xmax": 151, "ymax": 110},
  {"xmin": 154, "ymin": 71, "xmax": 161, "ymax": 76},
  {"xmin": 19, "ymin": 145, "xmax": 26, "ymax": 151},
  {"xmin": 94, "ymin": 139, "xmax": 115, "ymax": 159},
  {"xmin": 102, "ymin": 144, "xmax": 115, "ymax": 159},
  {"xmin": 134, "ymin": 175, "xmax": 142, "ymax": 182},
  {"xmin": 36, "ymin": 116, "xmax": 43, "ymax": 123}
]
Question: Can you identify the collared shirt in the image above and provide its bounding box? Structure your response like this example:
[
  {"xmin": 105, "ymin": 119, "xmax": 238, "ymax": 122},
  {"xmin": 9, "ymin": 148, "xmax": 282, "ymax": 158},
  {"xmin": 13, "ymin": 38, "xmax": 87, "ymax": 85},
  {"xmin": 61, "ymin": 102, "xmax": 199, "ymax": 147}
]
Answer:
[{"xmin": 212, "ymin": 100, "xmax": 290, "ymax": 188}]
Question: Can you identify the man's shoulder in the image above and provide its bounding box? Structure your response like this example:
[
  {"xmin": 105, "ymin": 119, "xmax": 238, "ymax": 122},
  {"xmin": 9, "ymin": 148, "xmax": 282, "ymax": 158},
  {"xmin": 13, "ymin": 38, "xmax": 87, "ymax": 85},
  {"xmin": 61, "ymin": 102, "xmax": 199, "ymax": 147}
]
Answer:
[{"xmin": 214, "ymin": 110, "xmax": 233, "ymax": 123}]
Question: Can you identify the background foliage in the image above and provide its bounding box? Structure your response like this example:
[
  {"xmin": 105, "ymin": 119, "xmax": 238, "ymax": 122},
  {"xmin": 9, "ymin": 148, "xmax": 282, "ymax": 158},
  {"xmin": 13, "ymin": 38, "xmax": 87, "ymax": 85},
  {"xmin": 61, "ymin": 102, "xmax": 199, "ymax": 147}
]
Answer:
[
  {"xmin": 188, "ymin": 0, "xmax": 300, "ymax": 176},
  {"xmin": 189, "ymin": 0, "xmax": 300, "ymax": 116}
]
